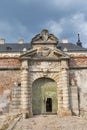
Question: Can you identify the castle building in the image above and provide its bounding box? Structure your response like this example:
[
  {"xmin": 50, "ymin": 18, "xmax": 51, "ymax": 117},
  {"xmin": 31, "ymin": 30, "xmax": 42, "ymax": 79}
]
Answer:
[{"xmin": 0, "ymin": 29, "xmax": 87, "ymax": 118}]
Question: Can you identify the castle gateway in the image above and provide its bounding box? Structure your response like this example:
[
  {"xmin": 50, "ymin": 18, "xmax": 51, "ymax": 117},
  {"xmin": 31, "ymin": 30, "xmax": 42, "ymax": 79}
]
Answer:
[
  {"xmin": 20, "ymin": 29, "xmax": 71, "ymax": 117},
  {"xmin": 0, "ymin": 29, "xmax": 87, "ymax": 118}
]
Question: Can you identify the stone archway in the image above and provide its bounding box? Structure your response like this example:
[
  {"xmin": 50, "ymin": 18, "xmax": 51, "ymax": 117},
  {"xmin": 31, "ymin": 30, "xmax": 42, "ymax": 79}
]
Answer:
[{"xmin": 32, "ymin": 77, "xmax": 58, "ymax": 115}]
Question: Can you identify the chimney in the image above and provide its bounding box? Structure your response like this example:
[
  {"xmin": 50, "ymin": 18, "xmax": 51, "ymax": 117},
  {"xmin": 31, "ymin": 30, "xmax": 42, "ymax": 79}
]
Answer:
[
  {"xmin": 62, "ymin": 38, "xmax": 69, "ymax": 43},
  {"xmin": 0, "ymin": 39, "xmax": 5, "ymax": 44},
  {"xmin": 18, "ymin": 39, "xmax": 24, "ymax": 44}
]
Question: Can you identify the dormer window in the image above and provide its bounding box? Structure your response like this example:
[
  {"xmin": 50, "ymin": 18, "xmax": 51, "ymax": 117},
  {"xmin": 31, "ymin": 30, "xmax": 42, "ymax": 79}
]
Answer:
[{"xmin": 6, "ymin": 47, "xmax": 12, "ymax": 50}]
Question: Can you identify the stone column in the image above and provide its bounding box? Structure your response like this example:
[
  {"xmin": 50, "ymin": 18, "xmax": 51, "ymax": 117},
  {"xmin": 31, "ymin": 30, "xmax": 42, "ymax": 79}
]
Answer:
[
  {"xmin": 21, "ymin": 60, "xmax": 31, "ymax": 118},
  {"xmin": 61, "ymin": 60, "xmax": 71, "ymax": 116}
]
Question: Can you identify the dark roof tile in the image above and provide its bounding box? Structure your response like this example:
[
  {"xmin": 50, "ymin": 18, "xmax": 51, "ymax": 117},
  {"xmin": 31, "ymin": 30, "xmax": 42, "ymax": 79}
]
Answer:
[
  {"xmin": 57, "ymin": 43, "xmax": 87, "ymax": 51},
  {"xmin": 0, "ymin": 43, "xmax": 30, "ymax": 52},
  {"xmin": 0, "ymin": 43, "xmax": 87, "ymax": 52}
]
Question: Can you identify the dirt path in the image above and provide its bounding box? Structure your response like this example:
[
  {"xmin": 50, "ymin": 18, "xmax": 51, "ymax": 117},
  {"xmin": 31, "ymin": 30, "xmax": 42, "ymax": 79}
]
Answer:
[{"xmin": 13, "ymin": 115, "xmax": 87, "ymax": 130}]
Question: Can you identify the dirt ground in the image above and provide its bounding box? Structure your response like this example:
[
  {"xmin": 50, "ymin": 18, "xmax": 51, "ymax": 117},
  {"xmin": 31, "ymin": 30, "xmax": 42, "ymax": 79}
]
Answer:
[{"xmin": 13, "ymin": 115, "xmax": 87, "ymax": 130}]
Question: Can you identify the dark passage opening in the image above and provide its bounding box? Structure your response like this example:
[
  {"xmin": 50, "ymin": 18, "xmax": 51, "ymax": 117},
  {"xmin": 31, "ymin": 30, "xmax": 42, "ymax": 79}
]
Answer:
[{"xmin": 46, "ymin": 98, "xmax": 52, "ymax": 112}]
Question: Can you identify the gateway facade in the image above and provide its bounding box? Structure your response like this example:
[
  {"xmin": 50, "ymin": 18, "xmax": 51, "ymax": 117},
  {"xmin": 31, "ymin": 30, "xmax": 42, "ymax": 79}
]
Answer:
[{"xmin": 0, "ymin": 29, "xmax": 87, "ymax": 117}]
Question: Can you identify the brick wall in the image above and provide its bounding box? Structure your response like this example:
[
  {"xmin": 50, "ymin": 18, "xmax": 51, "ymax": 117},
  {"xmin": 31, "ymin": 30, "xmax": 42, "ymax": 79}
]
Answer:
[
  {"xmin": 69, "ymin": 56, "xmax": 87, "ymax": 67},
  {"xmin": 0, "ymin": 70, "xmax": 21, "ymax": 96},
  {"xmin": 0, "ymin": 57, "xmax": 20, "ymax": 67},
  {"xmin": 0, "ymin": 57, "xmax": 21, "ymax": 97}
]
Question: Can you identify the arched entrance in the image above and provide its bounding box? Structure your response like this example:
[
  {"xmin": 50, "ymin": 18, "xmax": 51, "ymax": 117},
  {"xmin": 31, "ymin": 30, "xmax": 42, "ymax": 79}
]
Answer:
[{"xmin": 32, "ymin": 77, "xmax": 58, "ymax": 115}]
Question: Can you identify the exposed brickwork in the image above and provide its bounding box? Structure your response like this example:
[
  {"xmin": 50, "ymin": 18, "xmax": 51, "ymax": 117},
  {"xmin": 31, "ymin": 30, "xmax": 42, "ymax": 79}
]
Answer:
[
  {"xmin": 0, "ymin": 70, "xmax": 21, "ymax": 96},
  {"xmin": 69, "ymin": 56, "xmax": 87, "ymax": 67},
  {"xmin": 0, "ymin": 58, "xmax": 20, "ymax": 67}
]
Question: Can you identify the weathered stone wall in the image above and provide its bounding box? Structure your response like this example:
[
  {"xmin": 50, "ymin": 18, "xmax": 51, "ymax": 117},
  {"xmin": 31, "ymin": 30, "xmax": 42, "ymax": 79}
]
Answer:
[
  {"xmin": 0, "ymin": 50, "xmax": 87, "ymax": 117},
  {"xmin": 0, "ymin": 56, "xmax": 21, "ymax": 95},
  {"xmin": 20, "ymin": 60, "xmax": 61, "ymax": 117},
  {"xmin": 0, "ymin": 55, "xmax": 21, "ymax": 113},
  {"xmin": 0, "ymin": 69, "xmax": 21, "ymax": 110},
  {"xmin": 25, "ymin": 60, "xmax": 71, "ymax": 116},
  {"xmin": 0, "ymin": 70, "xmax": 21, "ymax": 96},
  {"xmin": 67, "ymin": 52, "xmax": 87, "ymax": 117},
  {"xmin": 70, "ymin": 69, "xmax": 87, "ymax": 117}
]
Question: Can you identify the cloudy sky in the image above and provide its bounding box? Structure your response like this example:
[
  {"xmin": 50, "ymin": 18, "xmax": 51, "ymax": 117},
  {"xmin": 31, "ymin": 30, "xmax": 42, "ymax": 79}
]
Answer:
[{"xmin": 0, "ymin": 0, "xmax": 87, "ymax": 47}]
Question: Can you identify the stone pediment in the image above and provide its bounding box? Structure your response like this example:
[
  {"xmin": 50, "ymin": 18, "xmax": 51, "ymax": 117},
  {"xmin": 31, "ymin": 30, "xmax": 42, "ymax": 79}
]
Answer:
[
  {"xmin": 20, "ymin": 48, "xmax": 69, "ymax": 60},
  {"xmin": 20, "ymin": 49, "xmax": 37, "ymax": 59},
  {"xmin": 31, "ymin": 29, "xmax": 58, "ymax": 44},
  {"xmin": 53, "ymin": 49, "xmax": 69, "ymax": 58}
]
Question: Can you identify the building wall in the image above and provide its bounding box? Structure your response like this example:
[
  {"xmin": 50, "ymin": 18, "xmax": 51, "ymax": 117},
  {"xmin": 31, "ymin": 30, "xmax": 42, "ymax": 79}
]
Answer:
[
  {"xmin": 0, "ymin": 70, "xmax": 20, "ymax": 96},
  {"xmin": 69, "ymin": 56, "xmax": 87, "ymax": 67},
  {"xmin": 0, "ymin": 58, "xmax": 20, "ymax": 67},
  {"xmin": 67, "ymin": 52, "xmax": 87, "ymax": 117},
  {"xmin": 0, "ymin": 49, "xmax": 87, "ymax": 117},
  {"xmin": 70, "ymin": 69, "xmax": 87, "ymax": 117},
  {"xmin": 0, "ymin": 53, "xmax": 21, "ymax": 113},
  {"xmin": 0, "ymin": 56, "xmax": 21, "ymax": 95}
]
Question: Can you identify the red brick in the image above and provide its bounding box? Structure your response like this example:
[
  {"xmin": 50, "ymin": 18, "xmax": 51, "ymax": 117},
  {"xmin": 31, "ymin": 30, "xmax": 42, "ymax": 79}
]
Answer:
[{"xmin": 69, "ymin": 56, "xmax": 87, "ymax": 67}]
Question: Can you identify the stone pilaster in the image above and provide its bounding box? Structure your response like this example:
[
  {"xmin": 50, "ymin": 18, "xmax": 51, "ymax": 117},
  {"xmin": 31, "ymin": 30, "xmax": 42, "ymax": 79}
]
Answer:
[
  {"xmin": 57, "ymin": 71, "xmax": 63, "ymax": 112},
  {"xmin": 70, "ymin": 79, "xmax": 79, "ymax": 116},
  {"xmin": 62, "ymin": 69, "xmax": 69, "ymax": 109},
  {"xmin": 61, "ymin": 60, "xmax": 71, "ymax": 116},
  {"xmin": 21, "ymin": 60, "xmax": 32, "ymax": 118}
]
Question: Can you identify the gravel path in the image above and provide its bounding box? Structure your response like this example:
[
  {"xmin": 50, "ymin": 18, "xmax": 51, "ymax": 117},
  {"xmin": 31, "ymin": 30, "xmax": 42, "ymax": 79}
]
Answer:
[{"xmin": 13, "ymin": 115, "xmax": 87, "ymax": 130}]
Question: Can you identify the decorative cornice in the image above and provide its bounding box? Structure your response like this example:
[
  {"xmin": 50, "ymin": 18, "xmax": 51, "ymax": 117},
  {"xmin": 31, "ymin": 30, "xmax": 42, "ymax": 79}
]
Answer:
[
  {"xmin": 31, "ymin": 29, "xmax": 58, "ymax": 44},
  {"xmin": 0, "ymin": 66, "xmax": 20, "ymax": 70},
  {"xmin": 69, "ymin": 66, "xmax": 87, "ymax": 69}
]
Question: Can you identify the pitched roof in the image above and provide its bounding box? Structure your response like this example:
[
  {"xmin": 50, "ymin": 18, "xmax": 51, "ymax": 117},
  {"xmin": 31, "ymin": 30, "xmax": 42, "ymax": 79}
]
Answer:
[
  {"xmin": 57, "ymin": 43, "xmax": 87, "ymax": 51},
  {"xmin": 0, "ymin": 42, "xmax": 86, "ymax": 52},
  {"xmin": 0, "ymin": 43, "xmax": 30, "ymax": 52}
]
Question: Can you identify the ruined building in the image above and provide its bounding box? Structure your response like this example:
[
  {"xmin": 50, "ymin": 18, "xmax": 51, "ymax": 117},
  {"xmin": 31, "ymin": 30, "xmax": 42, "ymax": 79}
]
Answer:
[{"xmin": 0, "ymin": 29, "xmax": 87, "ymax": 117}]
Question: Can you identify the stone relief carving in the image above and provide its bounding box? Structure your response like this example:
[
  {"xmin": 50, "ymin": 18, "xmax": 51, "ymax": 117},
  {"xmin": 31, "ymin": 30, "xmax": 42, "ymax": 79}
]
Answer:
[
  {"xmin": 70, "ymin": 79, "xmax": 77, "ymax": 86},
  {"xmin": 37, "ymin": 47, "xmax": 51, "ymax": 57},
  {"xmin": 31, "ymin": 29, "xmax": 58, "ymax": 43},
  {"xmin": 41, "ymin": 29, "xmax": 49, "ymax": 41}
]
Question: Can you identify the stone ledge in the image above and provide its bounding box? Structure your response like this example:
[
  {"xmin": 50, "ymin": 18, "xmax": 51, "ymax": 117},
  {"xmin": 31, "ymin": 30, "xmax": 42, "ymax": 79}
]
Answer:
[
  {"xmin": 0, "ymin": 66, "xmax": 20, "ymax": 70},
  {"xmin": 70, "ymin": 66, "xmax": 87, "ymax": 69}
]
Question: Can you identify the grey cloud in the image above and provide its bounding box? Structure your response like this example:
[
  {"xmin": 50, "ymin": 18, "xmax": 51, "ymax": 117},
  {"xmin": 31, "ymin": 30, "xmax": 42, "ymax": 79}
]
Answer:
[
  {"xmin": 0, "ymin": 21, "xmax": 33, "ymax": 43},
  {"xmin": 0, "ymin": 0, "xmax": 87, "ymax": 46}
]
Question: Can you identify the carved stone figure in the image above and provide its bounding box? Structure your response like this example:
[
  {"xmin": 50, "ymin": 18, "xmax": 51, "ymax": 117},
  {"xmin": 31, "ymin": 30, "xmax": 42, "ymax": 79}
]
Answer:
[
  {"xmin": 41, "ymin": 29, "xmax": 49, "ymax": 41},
  {"xmin": 31, "ymin": 29, "xmax": 58, "ymax": 43},
  {"xmin": 37, "ymin": 47, "xmax": 51, "ymax": 57}
]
